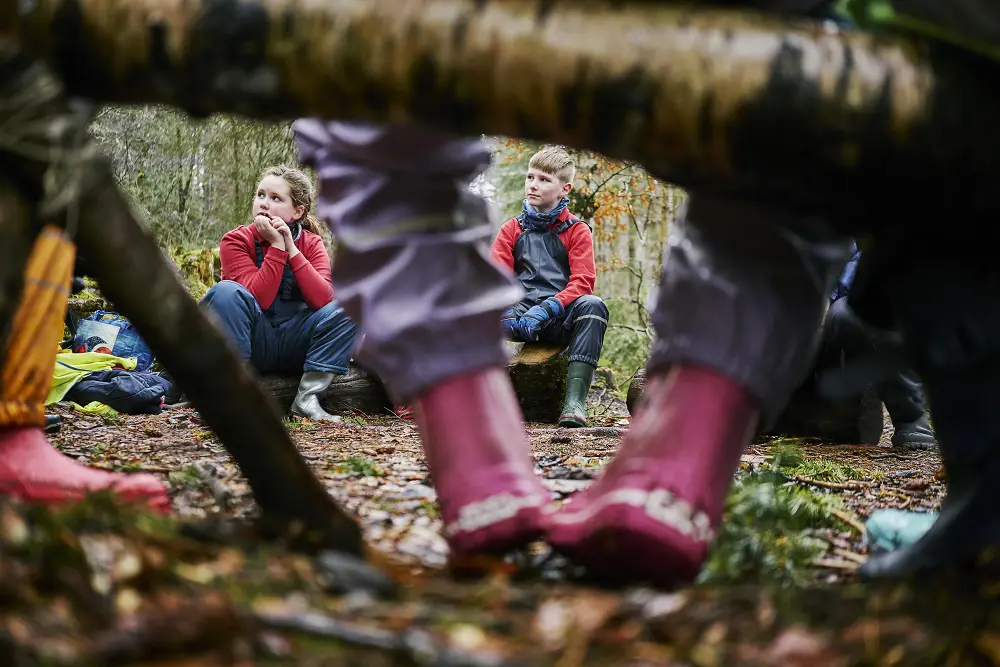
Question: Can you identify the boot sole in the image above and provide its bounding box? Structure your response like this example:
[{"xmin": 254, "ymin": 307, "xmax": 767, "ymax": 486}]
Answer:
[
  {"xmin": 446, "ymin": 503, "xmax": 550, "ymax": 557},
  {"xmin": 558, "ymin": 414, "xmax": 588, "ymax": 428},
  {"xmin": 549, "ymin": 499, "xmax": 706, "ymax": 588}
]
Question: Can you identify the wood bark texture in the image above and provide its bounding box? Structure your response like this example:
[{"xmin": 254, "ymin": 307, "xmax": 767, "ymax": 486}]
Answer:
[{"xmin": 6, "ymin": 1, "xmax": 1000, "ymax": 224}]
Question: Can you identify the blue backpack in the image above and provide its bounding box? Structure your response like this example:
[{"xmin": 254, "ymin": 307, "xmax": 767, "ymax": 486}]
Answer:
[{"xmin": 71, "ymin": 310, "xmax": 155, "ymax": 372}]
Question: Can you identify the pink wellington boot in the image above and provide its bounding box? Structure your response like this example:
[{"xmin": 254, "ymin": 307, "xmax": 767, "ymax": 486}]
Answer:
[
  {"xmin": 411, "ymin": 367, "xmax": 552, "ymax": 557},
  {"xmin": 0, "ymin": 427, "xmax": 171, "ymax": 512},
  {"xmin": 547, "ymin": 363, "xmax": 759, "ymax": 588}
]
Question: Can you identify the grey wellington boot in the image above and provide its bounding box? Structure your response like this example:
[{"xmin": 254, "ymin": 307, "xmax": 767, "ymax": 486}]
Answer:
[
  {"xmin": 881, "ymin": 370, "xmax": 937, "ymax": 449},
  {"xmin": 290, "ymin": 371, "xmax": 342, "ymax": 422},
  {"xmin": 559, "ymin": 361, "xmax": 595, "ymax": 428},
  {"xmin": 890, "ymin": 413, "xmax": 937, "ymax": 449}
]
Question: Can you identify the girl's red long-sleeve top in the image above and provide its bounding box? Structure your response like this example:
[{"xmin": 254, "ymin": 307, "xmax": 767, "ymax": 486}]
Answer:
[{"xmin": 219, "ymin": 224, "xmax": 334, "ymax": 310}]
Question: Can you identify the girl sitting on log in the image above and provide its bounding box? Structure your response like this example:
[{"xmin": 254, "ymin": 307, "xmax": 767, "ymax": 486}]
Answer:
[{"xmin": 201, "ymin": 166, "xmax": 358, "ymax": 422}]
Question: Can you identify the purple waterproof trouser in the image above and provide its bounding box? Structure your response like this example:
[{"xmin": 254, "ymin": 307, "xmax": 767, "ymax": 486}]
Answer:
[
  {"xmin": 651, "ymin": 196, "xmax": 855, "ymax": 426},
  {"xmin": 295, "ymin": 120, "xmax": 854, "ymax": 420},
  {"xmin": 295, "ymin": 121, "xmax": 522, "ymax": 403}
]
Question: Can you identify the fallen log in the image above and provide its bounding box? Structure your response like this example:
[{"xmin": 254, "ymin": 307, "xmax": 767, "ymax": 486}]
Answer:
[
  {"xmin": 0, "ymin": 49, "xmax": 362, "ymax": 554},
  {"xmin": 505, "ymin": 341, "xmax": 568, "ymax": 424},
  {"xmin": 627, "ymin": 368, "xmax": 885, "ymax": 444},
  {"xmin": 7, "ymin": 1, "xmax": 1000, "ymax": 225},
  {"xmin": 262, "ymin": 366, "xmax": 391, "ymax": 417},
  {"xmin": 262, "ymin": 344, "xmax": 570, "ymax": 421}
]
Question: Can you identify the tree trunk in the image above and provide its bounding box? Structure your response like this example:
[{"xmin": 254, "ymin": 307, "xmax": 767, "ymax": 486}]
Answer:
[
  {"xmin": 505, "ymin": 342, "xmax": 569, "ymax": 424},
  {"xmin": 9, "ymin": 0, "xmax": 1000, "ymax": 226}
]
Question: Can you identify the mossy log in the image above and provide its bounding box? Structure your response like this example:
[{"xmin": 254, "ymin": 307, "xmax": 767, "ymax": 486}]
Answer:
[
  {"xmin": 627, "ymin": 368, "xmax": 885, "ymax": 444},
  {"xmin": 9, "ymin": 0, "xmax": 1000, "ymax": 226},
  {"xmin": 261, "ymin": 366, "xmax": 392, "ymax": 417},
  {"xmin": 261, "ymin": 344, "xmax": 569, "ymax": 421},
  {"xmin": 171, "ymin": 247, "xmax": 221, "ymax": 301},
  {"xmin": 505, "ymin": 341, "xmax": 568, "ymax": 424},
  {"xmin": 66, "ymin": 287, "xmax": 111, "ymax": 318}
]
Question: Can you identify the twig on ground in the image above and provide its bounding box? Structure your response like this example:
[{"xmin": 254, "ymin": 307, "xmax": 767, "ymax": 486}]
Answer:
[
  {"xmin": 136, "ymin": 465, "xmax": 174, "ymax": 474},
  {"xmin": 793, "ymin": 475, "xmax": 870, "ymax": 491},
  {"xmin": 878, "ymin": 489, "xmax": 913, "ymax": 509},
  {"xmin": 832, "ymin": 548, "xmax": 867, "ymax": 565},
  {"xmin": 831, "ymin": 510, "xmax": 867, "ymax": 535},
  {"xmin": 527, "ymin": 427, "xmax": 625, "ymax": 438},
  {"xmin": 812, "ymin": 558, "xmax": 860, "ymax": 571},
  {"xmin": 383, "ymin": 407, "xmax": 416, "ymax": 427},
  {"xmin": 254, "ymin": 609, "xmax": 506, "ymax": 666},
  {"xmin": 534, "ymin": 454, "xmax": 570, "ymax": 467},
  {"xmin": 193, "ymin": 462, "xmax": 234, "ymax": 510},
  {"xmin": 93, "ymin": 464, "xmax": 174, "ymax": 474}
]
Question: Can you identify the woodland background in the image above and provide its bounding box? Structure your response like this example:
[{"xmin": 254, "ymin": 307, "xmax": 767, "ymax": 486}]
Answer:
[{"xmin": 91, "ymin": 107, "xmax": 684, "ymax": 394}]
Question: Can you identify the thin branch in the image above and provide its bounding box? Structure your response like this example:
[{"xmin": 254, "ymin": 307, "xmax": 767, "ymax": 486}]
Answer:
[{"xmin": 609, "ymin": 323, "xmax": 652, "ymax": 339}]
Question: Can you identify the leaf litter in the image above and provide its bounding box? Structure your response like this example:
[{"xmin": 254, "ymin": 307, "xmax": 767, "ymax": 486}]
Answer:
[{"xmin": 2, "ymin": 403, "xmax": 994, "ymax": 665}]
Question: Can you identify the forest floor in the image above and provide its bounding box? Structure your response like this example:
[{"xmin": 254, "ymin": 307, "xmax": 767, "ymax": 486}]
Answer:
[{"xmin": 5, "ymin": 398, "xmax": 998, "ymax": 666}]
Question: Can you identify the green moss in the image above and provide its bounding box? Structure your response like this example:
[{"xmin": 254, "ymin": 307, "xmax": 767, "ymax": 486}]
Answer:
[
  {"xmin": 168, "ymin": 466, "xmax": 203, "ymax": 486},
  {"xmin": 342, "ymin": 413, "xmax": 368, "ymax": 426},
  {"xmin": 701, "ymin": 471, "xmax": 842, "ymax": 588},
  {"xmin": 169, "ymin": 245, "xmax": 222, "ymax": 301},
  {"xmin": 771, "ymin": 440, "xmax": 867, "ymax": 482},
  {"xmin": 66, "ymin": 287, "xmax": 111, "ymax": 317},
  {"xmin": 335, "ymin": 456, "xmax": 385, "ymax": 478},
  {"xmin": 701, "ymin": 444, "xmax": 851, "ymax": 588},
  {"xmin": 282, "ymin": 418, "xmax": 314, "ymax": 432}
]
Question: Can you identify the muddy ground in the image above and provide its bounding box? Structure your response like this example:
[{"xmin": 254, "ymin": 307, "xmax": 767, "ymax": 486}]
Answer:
[{"xmin": 5, "ymin": 401, "xmax": 997, "ymax": 666}]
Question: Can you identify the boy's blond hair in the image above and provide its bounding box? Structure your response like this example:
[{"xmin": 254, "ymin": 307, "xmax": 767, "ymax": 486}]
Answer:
[{"xmin": 528, "ymin": 146, "xmax": 575, "ymax": 185}]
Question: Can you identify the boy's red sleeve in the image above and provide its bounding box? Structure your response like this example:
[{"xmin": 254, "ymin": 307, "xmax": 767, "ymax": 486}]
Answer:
[
  {"xmin": 220, "ymin": 231, "xmax": 284, "ymax": 309},
  {"xmin": 289, "ymin": 235, "xmax": 335, "ymax": 309},
  {"xmin": 490, "ymin": 219, "xmax": 518, "ymax": 272},
  {"xmin": 555, "ymin": 223, "xmax": 597, "ymax": 308}
]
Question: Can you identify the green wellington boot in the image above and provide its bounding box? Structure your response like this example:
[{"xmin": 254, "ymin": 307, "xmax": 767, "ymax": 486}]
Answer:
[{"xmin": 559, "ymin": 361, "xmax": 595, "ymax": 428}]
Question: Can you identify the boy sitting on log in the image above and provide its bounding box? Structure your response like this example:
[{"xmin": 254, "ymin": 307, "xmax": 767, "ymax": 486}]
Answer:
[{"xmin": 490, "ymin": 147, "xmax": 609, "ymax": 427}]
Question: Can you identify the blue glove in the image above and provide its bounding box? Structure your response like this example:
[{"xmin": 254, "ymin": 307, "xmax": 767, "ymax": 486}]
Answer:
[
  {"xmin": 501, "ymin": 308, "xmax": 519, "ymax": 339},
  {"xmin": 516, "ymin": 297, "xmax": 564, "ymax": 342}
]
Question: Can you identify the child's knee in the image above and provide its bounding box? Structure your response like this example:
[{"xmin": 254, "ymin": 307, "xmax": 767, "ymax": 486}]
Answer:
[
  {"xmin": 202, "ymin": 280, "xmax": 256, "ymax": 312},
  {"xmin": 575, "ymin": 295, "xmax": 609, "ymax": 319},
  {"xmin": 315, "ymin": 301, "xmax": 358, "ymax": 334}
]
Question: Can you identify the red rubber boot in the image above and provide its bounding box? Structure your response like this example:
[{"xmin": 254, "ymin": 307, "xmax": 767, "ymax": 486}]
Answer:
[
  {"xmin": 0, "ymin": 427, "xmax": 170, "ymax": 512},
  {"xmin": 412, "ymin": 367, "xmax": 552, "ymax": 557},
  {"xmin": 547, "ymin": 363, "xmax": 759, "ymax": 588}
]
